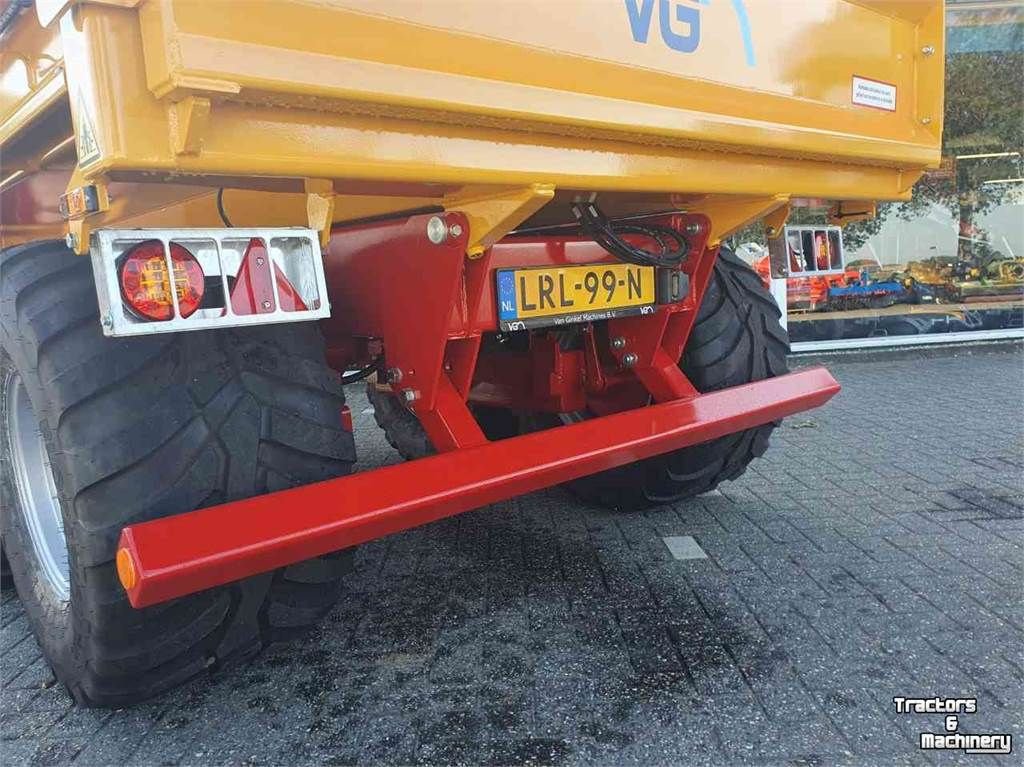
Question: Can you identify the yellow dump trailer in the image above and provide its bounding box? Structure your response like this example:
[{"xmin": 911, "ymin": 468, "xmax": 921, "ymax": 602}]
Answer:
[{"xmin": 0, "ymin": 0, "xmax": 942, "ymax": 706}]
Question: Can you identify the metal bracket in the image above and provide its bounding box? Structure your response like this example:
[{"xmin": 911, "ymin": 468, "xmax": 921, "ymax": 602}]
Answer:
[
  {"xmin": 443, "ymin": 183, "xmax": 555, "ymax": 259},
  {"xmin": 62, "ymin": 169, "xmax": 110, "ymax": 254},
  {"xmin": 59, "ymin": 182, "xmax": 108, "ymax": 220},
  {"xmin": 693, "ymin": 195, "xmax": 790, "ymax": 246},
  {"xmin": 324, "ymin": 211, "xmax": 472, "ymax": 416},
  {"xmin": 169, "ymin": 95, "xmax": 211, "ymax": 155},
  {"xmin": 322, "ymin": 211, "xmax": 488, "ymax": 451},
  {"xmin": 764, "ymin": 203, "xmax": 792, "ymax": 279},
  {"xmin": 764, "ymin": 203, "xmax": 792, "ymax": 239},
  {"xmin": 827, "ymin": 201, "xmax": 876, "ymax": 226},
  {"xmin": 305, "ymin": 178, "xmax": 335, "ymax": 249},
  {"xmin": 599, "ymin": 213, "xmax": 711, "ymax": 404}
]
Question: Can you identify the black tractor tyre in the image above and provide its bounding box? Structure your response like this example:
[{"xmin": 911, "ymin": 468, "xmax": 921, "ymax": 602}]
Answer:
[
  {"xmin": 1, "ymin": 544, "xmax": 12, "ymax": 591},
  {"xmin": 367, "ymin": 385, "xmax": 435, "ymax": 460},
  {"xmin": 565, "ymin": 247, "xmax": 789, "ymax": 509},
  {"xmin": 0, "ymin": 240, "xmax": 356, "ymax": 707},
  {"xmin": 366, "ymin": 385, "xmax": 519, "ymax": 460}
]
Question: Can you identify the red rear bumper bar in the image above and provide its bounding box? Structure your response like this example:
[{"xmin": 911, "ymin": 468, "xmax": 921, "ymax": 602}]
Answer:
[{"xmin": 117, "ymin": 367, "xmax": 839, "ymax": 608}]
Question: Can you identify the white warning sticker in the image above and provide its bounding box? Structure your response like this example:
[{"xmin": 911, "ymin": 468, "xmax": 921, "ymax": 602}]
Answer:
[
  {"xmin": 852, "ymin": 76, "xmax": 897, "ymax": 112},
  {"xmin": 76, "ymin": 94, "xmax": 101, "ymax": 166}
]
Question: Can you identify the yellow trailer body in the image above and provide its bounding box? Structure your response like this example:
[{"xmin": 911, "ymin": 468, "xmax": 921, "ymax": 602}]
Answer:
[{"xmin": 2, "ymin": 0, "xmax": 943, "ymax": 247}]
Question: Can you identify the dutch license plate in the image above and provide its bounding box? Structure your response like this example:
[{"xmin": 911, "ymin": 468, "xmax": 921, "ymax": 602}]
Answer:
[{"xmin": 496, "ymin": 263, "xmax": 656, "ymax": 331}]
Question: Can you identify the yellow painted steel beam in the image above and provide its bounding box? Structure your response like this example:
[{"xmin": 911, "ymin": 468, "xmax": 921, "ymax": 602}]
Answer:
[
  {"xmin": 53, "ymin": 2, "xmax": 939, "ymax": 199},
  {"xmin": 134, "ymin": 0, "xmax": 942, "ymax": 169},
  {"xmin": 0, "ymin": 69, "xmax": 67, "ymax": 149},
  {"xmin": 109, "ymin": 103, "xmax": 918, "ymax": 202},
  {"xmin": 8, "ymin": 180, "xmax": 442, "ymax": 250}
]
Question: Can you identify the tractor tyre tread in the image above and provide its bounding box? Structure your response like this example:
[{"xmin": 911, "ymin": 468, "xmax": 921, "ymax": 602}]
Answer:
[{"xmin": 0, "ymin": 240, "xmax": 356, "ymax": 707}]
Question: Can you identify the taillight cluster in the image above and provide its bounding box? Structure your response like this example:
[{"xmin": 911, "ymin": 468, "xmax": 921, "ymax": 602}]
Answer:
[
  {"xmin": 118, "ymin": 240, "xmax": 205, "ymax": 320},
  {"xmin": 91, "ymin": 229, "xmax": 330, "ymax": 337}
]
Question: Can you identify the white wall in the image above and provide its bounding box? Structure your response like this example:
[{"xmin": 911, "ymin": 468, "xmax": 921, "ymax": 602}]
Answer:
[{"xmin": 849, "ymin": 191, "xmax": 1024, "ymax": 267}]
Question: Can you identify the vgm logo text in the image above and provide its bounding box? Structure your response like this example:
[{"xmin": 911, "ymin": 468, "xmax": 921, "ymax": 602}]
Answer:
[{"xmin": 625, "ymin": 0, "xmax": 756, "ymax": 66}]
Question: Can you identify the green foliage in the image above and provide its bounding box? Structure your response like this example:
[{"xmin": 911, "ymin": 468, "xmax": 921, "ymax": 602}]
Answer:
[
  {"xmin": 945, "ymin": 50, "xmax": 1024, "ymax": 222},
  {"xmin": 945, "ymin": 51, "xmax": 1024, "ymax": 155}
]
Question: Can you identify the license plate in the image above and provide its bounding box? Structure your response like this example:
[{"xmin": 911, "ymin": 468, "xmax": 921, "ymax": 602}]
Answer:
[{"xmin": 496, "ymin": 263, "xmax": 656, "ymax": 330}]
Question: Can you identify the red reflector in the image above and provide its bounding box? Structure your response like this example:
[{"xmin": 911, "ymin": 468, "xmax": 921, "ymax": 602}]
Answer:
[
  {"xmin": 340, "ymin": 404, "xmax": 353, "ymax": 433},
  {"xmin": 119, "ymin": 241, "xmax": 204, "ymax": 321}
]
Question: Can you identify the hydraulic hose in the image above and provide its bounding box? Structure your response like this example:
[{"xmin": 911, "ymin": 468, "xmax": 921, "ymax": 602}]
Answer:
[{"xmin": 571, "ymin": 203, "xmax": 688, "ymax": 269}]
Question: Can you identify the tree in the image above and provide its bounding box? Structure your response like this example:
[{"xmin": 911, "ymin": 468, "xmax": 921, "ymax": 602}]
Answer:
[{"xmin": 944, "ymin": 49, "xmax": 1024, "ymax": 260}]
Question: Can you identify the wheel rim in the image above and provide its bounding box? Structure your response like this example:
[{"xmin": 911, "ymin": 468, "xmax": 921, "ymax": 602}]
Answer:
[{"xmin": 4, "ymin": 371, "xmax": 70, "ymax": 601}]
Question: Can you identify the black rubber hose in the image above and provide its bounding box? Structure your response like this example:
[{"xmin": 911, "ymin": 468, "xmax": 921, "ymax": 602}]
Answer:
[
  {"xmin": 572, "ymin": 203, "xmax": 688, "ymax": 269},
  {"xmin": 216, "ymin": 188, "xmax": 234, "ymax": 227},
  {"xmin": 340, "ymin": 357, "xmax": 382, "ymax": 386},
  {"xmin": 0, "ymin": 0, "xmax": 32, "ymax": 39}
]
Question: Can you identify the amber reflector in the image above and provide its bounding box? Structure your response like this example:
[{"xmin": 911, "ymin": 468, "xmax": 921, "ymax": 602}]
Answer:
[{"xmin": 116, "ymin": 548, "xmax": 137, "ymax": 590}]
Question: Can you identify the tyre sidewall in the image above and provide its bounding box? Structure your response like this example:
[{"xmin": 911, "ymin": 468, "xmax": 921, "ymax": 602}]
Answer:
[{"xmin": 0, "ymin": 345, "xmax": 78, "ymax": 685}]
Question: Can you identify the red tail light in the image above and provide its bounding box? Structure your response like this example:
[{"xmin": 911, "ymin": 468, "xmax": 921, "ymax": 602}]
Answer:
[{"xmin": 119, "ymin": 241, "xmax": 204, "ymax": 321}]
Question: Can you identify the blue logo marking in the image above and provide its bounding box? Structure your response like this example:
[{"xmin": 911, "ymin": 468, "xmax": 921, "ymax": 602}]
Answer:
[
  {"xmin": 626, "ymin": 0, "xmax": 701, "ymax": 53},
  {"xmin": 497, "ymin": 270, "xmax": 518, "ymax": 322},
  {"xmin": 625, "ymin": 0, "xmax": 756, "ymax": 67}
]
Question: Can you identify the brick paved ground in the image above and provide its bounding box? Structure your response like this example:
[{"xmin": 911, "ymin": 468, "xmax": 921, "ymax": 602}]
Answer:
[{"xmin": 2, "ymin": 341, "xmax": 1022, "ymax": 766}]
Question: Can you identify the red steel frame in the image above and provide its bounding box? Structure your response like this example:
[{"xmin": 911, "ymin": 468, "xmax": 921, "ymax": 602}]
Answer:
[
  {"xmin": 116, "ymin": 212, "xmax": 841, "ymax": 607},
  {"xmin": 321, "ymin": 211, "xmax": 716, "ymax": 442}
]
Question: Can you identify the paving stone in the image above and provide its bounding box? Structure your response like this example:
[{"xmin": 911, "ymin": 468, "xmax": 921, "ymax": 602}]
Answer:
[
  {"xmin": 1, "ymin": 342, "xmax": 1021, "ymax": 766},
  {"xmin": 661, "ymin": 535, "xmax": 708, "ymax": 561}
]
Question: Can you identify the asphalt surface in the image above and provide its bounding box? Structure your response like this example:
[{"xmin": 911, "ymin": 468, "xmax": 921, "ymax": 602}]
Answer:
[{"xmin": 2, "ymin": 341, "xmax": 1022, "ymax": 766}]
